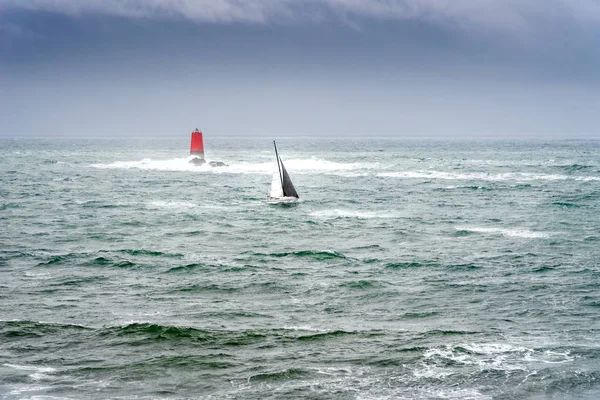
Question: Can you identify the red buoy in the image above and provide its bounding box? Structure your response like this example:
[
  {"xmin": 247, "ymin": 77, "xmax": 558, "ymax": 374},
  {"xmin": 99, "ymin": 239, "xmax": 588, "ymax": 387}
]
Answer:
[{"xmin": 190, "ymin": 128, "xmax": 204, "ymax": 157}]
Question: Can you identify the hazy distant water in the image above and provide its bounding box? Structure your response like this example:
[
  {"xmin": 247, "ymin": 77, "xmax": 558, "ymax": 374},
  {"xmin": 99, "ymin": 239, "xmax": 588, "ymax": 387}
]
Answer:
[{"xmin": 1, "ymin": 137, "xmax": 600, "ymax": 399}]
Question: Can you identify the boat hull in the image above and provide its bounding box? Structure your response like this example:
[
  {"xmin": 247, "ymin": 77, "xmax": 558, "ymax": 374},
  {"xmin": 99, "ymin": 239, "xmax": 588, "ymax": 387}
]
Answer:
[{"xmin": 267, "ymin": 196, "xmax": 299, "ymax": 205}]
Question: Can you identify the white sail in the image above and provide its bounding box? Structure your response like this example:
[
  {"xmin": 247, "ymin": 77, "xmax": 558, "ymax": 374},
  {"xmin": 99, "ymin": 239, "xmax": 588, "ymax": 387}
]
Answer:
[{"xmin": 269, "ymin": 158, "xmax": 284, "ymax": 198}]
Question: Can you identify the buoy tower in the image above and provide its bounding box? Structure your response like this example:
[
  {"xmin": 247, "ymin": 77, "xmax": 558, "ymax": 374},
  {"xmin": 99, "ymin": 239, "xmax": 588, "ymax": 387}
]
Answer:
[{"xmin": 189, "ymin": 128, "xmax": 206, "ymax": 165}]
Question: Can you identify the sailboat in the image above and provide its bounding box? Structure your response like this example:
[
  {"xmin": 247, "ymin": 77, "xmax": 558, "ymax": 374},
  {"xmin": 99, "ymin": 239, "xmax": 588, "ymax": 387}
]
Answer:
[{"xmin": 267, "ymin": 141, "xmax": 299, "ymax": 203}]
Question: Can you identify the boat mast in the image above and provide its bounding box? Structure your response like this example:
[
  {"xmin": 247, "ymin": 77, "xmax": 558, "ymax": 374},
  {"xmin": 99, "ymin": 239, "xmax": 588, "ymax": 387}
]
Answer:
[{"xmin": 273, "ymin": 140, "xmax": 285, "ymax": 196}]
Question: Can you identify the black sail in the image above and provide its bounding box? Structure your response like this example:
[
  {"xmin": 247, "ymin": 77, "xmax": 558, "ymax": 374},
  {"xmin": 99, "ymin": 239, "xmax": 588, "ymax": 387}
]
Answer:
[{"xmin": 279, "ymin": 159, "xmax": 299, "ymax": 198}]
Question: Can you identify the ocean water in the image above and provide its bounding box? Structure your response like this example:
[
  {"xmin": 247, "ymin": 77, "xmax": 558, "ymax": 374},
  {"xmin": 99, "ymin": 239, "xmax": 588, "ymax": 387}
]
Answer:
[{"xmin": 1, "ymin": 137, "xmax": 600, "ymax": 399}]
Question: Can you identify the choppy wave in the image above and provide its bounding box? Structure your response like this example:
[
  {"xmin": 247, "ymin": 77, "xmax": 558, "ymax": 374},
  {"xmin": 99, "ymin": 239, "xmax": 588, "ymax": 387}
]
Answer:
[
  {"xmin": 5, "ymin": 138, "xmax": 600, "ymax": 400},
  {"xmin": 91, "ymin": 157, "xmax": 205, "ymax": 171},
  {"xmin": 339, "ymin": 280, "xmax": 382, "ymax": 290},
  {"xmin": 384, "ymin": 261, "xmax": 481, "ymax": 270},
  {"xmin": 296, "ymin": 330, "xmax": 361, "ymax": 341},
  {"xmin": 378, "ymin": 171, "xmax": 600, "ymax": 182},
  {"xmin": 3, "ymin": 363, "xmax": 57, "ymax": 381},
  {"xmin": 0, "ymin": 320, "xmax": 90, "ymax": 337},
  {"xmin": 90, "ymin": 156, "xmax": 375, "ymax": 176},
  {"xmin": 248, "ymin": 250, "xmax": 347, "ymax": 260},
  {"xmin": 147, "ymin": 200, "xmax": 198, "ymax": 209},
  {"xmin": 175, "ymin": 283, "xmax": 239, "ymax": 293},
  {"xmin": 552, "ymin": 163, "xmax": 596, "ymax": 171},
  {"xmin": 446, "ymin": 159, "xmax": 599, "ymax": 169},
  {"xmin": 116, "ymin": 249, "xmax": 184, "ymax": 257},
  {"xmin": 455, "ymin": 226, "xmax": 551, "ymax": 238},
  {"xmin": 310, "ymin": 209, "xmax": 399, "ymax": 219},
  {"xmin": 0, "ymin": 202, "xmax": 22, "ymax": 211},
  {"xmin": 419, "ymin": 342, "xmax": 576, "ymax": 377},
  {"xmin": 87, "ymin": 156, "xmax": 600, "ymax": 183},
  {"xmin": 2, "ymin": 318, "xmax": 598, "ymax": 398},
  {"xmin": 385, "ymin": 261, "xmax": 428, "ymax": 269}
]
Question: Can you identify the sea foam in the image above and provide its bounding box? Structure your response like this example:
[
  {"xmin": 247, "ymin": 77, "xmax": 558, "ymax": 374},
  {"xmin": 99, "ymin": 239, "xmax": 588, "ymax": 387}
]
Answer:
[
  {"xmin": 378, "ymin": 171, "xmax": 600, "ymax": 182},
  {"xmin": 90, "ymin": 157, "xmax": 373, "ymax": 176},
  {"xmin": 456, "ymin": 227, "xmax": 551, "ymax": 238},
  {"xmin": 310, "ymin": 209, "xmax": 398, "ymax": 219}
]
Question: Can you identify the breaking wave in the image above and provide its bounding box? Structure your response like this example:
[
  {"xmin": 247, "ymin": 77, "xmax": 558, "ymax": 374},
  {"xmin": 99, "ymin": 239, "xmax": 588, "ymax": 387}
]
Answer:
[
  {"xmin": 310, "ymin": 209, "xmax": 399, "ymax": 219},
  {"xmin": 91, "ymin": 157, "xmax": 202, "ymax": 171},
  {"xmin": 456, "ymin": 227, "xmax": 551, "ymax": 238},
  {"xmin": 90, "ymin": 157, "xmax": 375, "ymax": 176},
  {"xmin": 249, "ymin": 250, "xmax": 347, "ymax": 261},
  {"xmin": 378, "ymin": 171, "xmax": 600, "ymax": 182},
  {"xmin": 146, "ymin": 200, "xmax": 198, "ymax": 210}
]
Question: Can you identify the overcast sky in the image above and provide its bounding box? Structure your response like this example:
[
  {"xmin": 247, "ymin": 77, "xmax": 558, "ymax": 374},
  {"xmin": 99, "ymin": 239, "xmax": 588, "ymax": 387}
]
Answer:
[{"xmin": 1, "ymin": 0, "xmax": 599, "ymax": 137}]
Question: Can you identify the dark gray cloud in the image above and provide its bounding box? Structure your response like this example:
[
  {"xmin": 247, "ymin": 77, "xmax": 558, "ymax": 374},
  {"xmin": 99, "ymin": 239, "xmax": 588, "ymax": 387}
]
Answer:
[
  {"xmin": 4, "ymin": 0, "xmax": 600, "ymax": 32},
  {"xmin": 1, "ymin": 1, "xmax": 599, "ymax": 137}
]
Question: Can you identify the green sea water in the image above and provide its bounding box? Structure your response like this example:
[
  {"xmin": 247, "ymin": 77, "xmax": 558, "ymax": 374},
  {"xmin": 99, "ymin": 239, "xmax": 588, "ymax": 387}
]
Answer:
[{"xmin": 1, "ymin": 137, "xmax": 600, "ymax": 399}]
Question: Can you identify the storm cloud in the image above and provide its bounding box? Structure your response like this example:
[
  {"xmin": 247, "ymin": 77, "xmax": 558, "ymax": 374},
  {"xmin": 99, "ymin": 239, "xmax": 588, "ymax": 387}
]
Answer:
[
  {"xmin": 1, "ymin": 1, "xmax": 599, "ymax": 137},
  {"xmin": 4, "ymin": 0, "xmax": 600, "ymax": 33}
]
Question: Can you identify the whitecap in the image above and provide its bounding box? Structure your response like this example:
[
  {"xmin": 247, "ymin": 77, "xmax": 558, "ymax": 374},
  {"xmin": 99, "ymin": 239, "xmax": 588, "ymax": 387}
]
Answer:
[
  {"xmin": 3, "ymin": 364, "xmax": 56, "ymax": 381},
  {"xmin": 90, "ymin": 157, "xmax": 213, "ymax": 172},
  {"xmin": 90, "ymin": 157, "xmax": 377, "ymax": 176},
  {"xmin": 378, "ymin": 171, "xmax": 600, "ymax": 182},
  {"xmin": 3, "ymin": 364, "xmax": 56, "ymax": 373},
  {"xmin": 523, "ymin": 349, "xmax": 575, "ymax": 364},
  {"xmin": 456, "ymin": 227, "xmax": 551, "ymax": 238},
  {"xmin": 146, "ymin": 200, "xmax": 197, "ymax": 210},
  {"xmin": 310, "ymin": 209, "xmax": 398, "ymax": 219}
]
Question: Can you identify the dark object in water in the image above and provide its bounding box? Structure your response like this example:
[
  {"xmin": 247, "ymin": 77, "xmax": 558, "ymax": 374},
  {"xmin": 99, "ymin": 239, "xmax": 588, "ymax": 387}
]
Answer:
[
  {"xmin": 188, "ymin": 157, "xmax": 228, "ymax": 167},
  {"xmin": 189, "ymin": 157, "xmax": 206, "ymax": 166}
]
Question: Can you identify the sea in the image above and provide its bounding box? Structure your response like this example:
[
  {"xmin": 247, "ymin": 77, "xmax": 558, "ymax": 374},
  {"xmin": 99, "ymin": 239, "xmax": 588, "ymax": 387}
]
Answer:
[{"xmin": 1, "ymin": 136, "xmax": 599, "ymax": 399}]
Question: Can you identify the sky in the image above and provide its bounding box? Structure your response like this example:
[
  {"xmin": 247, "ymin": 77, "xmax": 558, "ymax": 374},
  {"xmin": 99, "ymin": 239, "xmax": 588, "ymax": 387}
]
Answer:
[{"xmin": 1, "ymin": 0, "xmax": 600, "ymax": 137}]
